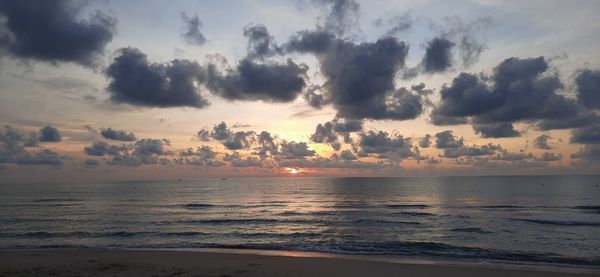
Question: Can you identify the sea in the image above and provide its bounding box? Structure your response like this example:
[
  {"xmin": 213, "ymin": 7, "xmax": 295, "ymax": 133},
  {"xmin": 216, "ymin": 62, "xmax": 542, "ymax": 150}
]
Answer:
[{"xmin": 1, "ymin": 176, "xmax": 599, "ymax": 271}]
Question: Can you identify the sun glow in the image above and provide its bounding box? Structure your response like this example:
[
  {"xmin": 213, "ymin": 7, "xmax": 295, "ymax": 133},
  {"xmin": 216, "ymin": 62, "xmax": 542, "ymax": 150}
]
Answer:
[{"xmin": 284, "ymin": 167, "xmax": 301, "ymax": 175}]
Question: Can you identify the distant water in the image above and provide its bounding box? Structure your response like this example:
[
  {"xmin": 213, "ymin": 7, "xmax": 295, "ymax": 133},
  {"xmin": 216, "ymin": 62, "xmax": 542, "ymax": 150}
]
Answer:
[{"xmin": 1, "ymin": 176, "xmax": 600, "ymax": 270}]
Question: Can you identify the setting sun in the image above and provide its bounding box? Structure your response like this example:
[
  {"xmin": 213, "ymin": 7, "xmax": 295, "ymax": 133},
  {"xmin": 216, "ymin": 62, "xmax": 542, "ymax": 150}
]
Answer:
[{"xmin": 284, "ymin": 167, "xmax": 301, "ymax": 175}]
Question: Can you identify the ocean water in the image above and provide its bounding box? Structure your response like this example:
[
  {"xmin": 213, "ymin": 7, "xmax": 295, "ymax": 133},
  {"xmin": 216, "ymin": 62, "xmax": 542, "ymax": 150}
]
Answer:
[{"xmin": 1, "ymin": 176, "xmax": 600, "ymax": 269}]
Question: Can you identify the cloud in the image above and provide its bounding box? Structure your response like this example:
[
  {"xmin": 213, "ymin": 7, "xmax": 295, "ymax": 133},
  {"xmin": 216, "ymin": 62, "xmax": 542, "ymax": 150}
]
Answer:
[
  {"xmin": 180, "ymin": 146, "xmax": 223, "ymax": 167},
  {"xmin": 287, "ymin": 32, "xmax": 428, "ymax": 120},
  {"xmin": 84, "ymin": 141, "xmax": 125, "ymax": 156},
  {"xmin": 0, "ymin": 0, "xmax": 116, "ymax": 67},
  {"xmin": 443, "ymin": 143, "xmax": 503, "ymax": 158},
  {"xmin": 84, "ymin": 159, "xmax": 100, "ymax": 167},
  {"xmin": 418, "ymin": 134, "xmax": 432, "ymax": 148},
  {"xmin": 472, "ymin": 123, "xmax": 520, "ymax": 138},
  {"xmin": 243, "ymin": 24, "xmax": 281, "ymax": 59},
  {"xmin": 439, "ymin": 16, "xmax": 492, "ymax": 67},
  {"xmin": 105, "ymin": 47, "xmax": 210, "ymax": 108},
  {"xmin": 570, "ymin": 125, "xmax": 600, "ymax": 144},
  {"xmin": 180, "ymin": 12, "xmax": 206, "ymax": 46},
  {"xmin": 435, "ymin": 130, "xmax": 464, "ymax": 149},
  {"xmin": 576, "ymin": 69, "xmax": 600, "ymax": 110},
  {"xmin": 206, "ymin": 58, "xmax": 308, "ymax": 103},
  {"xmin": 255, "ymin": 131, "xmax": 279, "ymax": 158},
  {"xmin": 431, "ymin": 57, "xmax": 596, "ymax": 134},
  {"xmin": 310, "ymin": 121, "xmax": 340, "ymax": 150},
  {"xmin": 357, "ymin": 130, "xmax": 416, "ymax": 160},
  {"xmin": 311, "ymin": 0, "xmax": 360, "ymax": 36},
  {"xmin": 100, "ymin": 128, "xmax": 136, "ymax": 141},
  {"xmin": 209, "ymin": 122, "xmax": 256, "ymax": 150},
  {"xmin": 39, "ymin": 125, "xmax": 62, "ymax": 142},
  {"xmin": 1, "ymin": 125, "xmax": 65, "ymax": 167},
  {"xmin": 571, "ymin": 145, "xmax": 600, "ymax": 162},
  {"xmin": 280, "ymin": 141, "xmax": 316, "ymax": 159},
  {"xmin": 422, "ymin": 37, "xmax": 455, "ymax": 73},
  {"xmin": 374, "ymin": 12, "xmax": 412, "ymax": 37},
  {"xmin": 535, "ymin": 152, "xmax": 561, "ymax": 162},
  {"xmin": 196, "ymin": 129, "xmax": 211, "ymax": 141},
  {"xmin": 533, "ymin": 134, "xmax": 552, "ymax": 150},
  {"xmin": 339, "ymin": 149, "xmax": 357, "ymax": 160}
]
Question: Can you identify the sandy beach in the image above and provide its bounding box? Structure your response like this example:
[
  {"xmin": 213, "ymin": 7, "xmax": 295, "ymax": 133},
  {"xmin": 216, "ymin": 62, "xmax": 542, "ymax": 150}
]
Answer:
[{"xmin": 0, "ymin": 249, "xmax": 597, "ymax": 277}]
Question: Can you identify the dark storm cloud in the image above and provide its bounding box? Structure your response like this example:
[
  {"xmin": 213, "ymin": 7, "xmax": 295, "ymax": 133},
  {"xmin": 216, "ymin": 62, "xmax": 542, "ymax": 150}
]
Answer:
[
  {"xmin": 357, "ymin": 131, "xmax": 416, "ymax": 159},
  {"xmin": 243, "ymin": 25, "xmax": 281, "ymax": 59},
  {"xmin": 1, "ymin": 125, "xmax": 65, "ymax": 167},
  {"xmin": 287, "ymin": 32, "xmax": 426, "ymax": 120},
  {"xmin": 435, "ymin": 130, "xmax": 464, "ymax": 149},
  {"xmin": 533, "ymin": 134, "xmax": 552, "ymax": 150},
  {"xmin": 418, "ymin": 134, "xmax": 432, "ymax": 148},
  {"xmin": 422, "ymin": 37, "xmax": 455, "ymax": 73},
  {"xmin": 100, "ymin": 128, "xmax": 136, "ymax": 141},
  {"xmin": 472, "ymin": 123, "xmax": 520, "ymax": 138},
  {"xmin": 180, "ymin": 12, "xmax": 207, "ymax": 46},
  {"xmin": 39, "ymin": 125, "xmax": 62, "ymax": 142},
  {"xmin": 576, "ymin": 69, "xmax": 600, "ymax": 110},
  {"xmin": 206, "ymin": 58, "xmax": 308, "ymax": 103},
  {"xmin": 431, "ymin": 57, "xmax": 596, "ymax": 133},
  {"xmin": 570, "ymin": 125, "xmax": 600, "ymax": 144},
  {"xmin": 280, "ymin": 141, "xmax": 316, "ymax": 159},
  {"xmin": 105, "ymin": 47, "xmax": 210, "ymax": 108},
  {"xmin": 0, "ymin": 0, "xmax": 116, "ymax": 67}
]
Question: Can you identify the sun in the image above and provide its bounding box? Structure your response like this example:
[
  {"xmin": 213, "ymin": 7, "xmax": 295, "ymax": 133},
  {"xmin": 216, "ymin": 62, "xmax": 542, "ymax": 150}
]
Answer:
[{"xmin": 284, "ymin": 167, "xmax": 301, "ymax": 175}]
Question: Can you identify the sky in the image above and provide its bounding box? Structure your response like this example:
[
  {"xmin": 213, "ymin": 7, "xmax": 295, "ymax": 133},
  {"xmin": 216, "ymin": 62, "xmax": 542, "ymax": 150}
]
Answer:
[{"xmin": 0, "ymin": 0, "xmax": 599, "ymax": 183}]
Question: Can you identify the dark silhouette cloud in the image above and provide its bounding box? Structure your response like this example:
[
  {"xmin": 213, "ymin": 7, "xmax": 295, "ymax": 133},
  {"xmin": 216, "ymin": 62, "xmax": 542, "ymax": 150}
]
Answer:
[
  {"xmin": 310, "ymin": 121, "xmax": 340, "ymax": 150},
  {"xmin": 443, "ymin": 143, "xmax": 503, "ymax": 158},
  {"xmin": 533, "ymin": 134, "xmax": 552, "ymax": 150},
  {"xmin": 255, "ymin": 131, "xmax": 279, "ymax": 158},
  {"xmin": 432, "ymin": 57, "xmax": 596, "ymax": 134},
  {"xmin": 196, "ymin": 129, "xmax": 211, "ymax": 141},
  {"xmin": 84, "ymin": 141, "xmax": 125, "ymax": 156},
  {"xmin": 100, "ymin": 128, "xmax": 136, "ymax": 141},
  {"xmin": 422, "ymin": 37, "xmax": 455, "ymax": 73},
  {"xmin": 419, "ymin": 134, "xmax": 432, "ymax": 148},
  {"xmin": 357, "ymin": 131, "xmax": 416, "ymax": 160},
  {"xmin": 472, "ymin": 123, "xmax": 520, "ymax": 138},
  {"xmin": 575, "ymin": 69, "xmax": 600, "ymax": 110},
  {"xmin": 180, "ymin": 146, "xmax": 223, "ymax": 167},
  {"xmin": 339, "ymin": 149, "xmax": 357, "ymax": 160},
  {"xmin": 287, "ymin": 32, "xmax": 426, "ymax": 120},
  {"xmin": 206, "ymin": 58, "xmax": 308, "ymax": 103},
  {"xmin": 105, "ymin": 47, "xmax": 210, "ymax": 108},
  {"xmin": 180, "ymin": 12, "xmax": 207, "ymax": 46},
  {"xmin": 280, "ymin": 141, "xmax": 316, "ymax": 159},
  {"xmin": 209, "ymin": 122, "xmax": 255, "ymax": 150},
  {"xmin": 1, "ymin": 126, "xmax": 64, "ymax": 167},
  {"xmin": 0, "ymin": 0, "xmax": 116, "ymax": 67},
  {"xmin": 435, "ymin": 130, "xmax": 464, "ymax": 149},
  {"xmin": 39, "ymin": 125, "xmax": 62, "ymax": 142},
  {"xmin": 570, "ymin": 125, "xmax": 600, "ymax": 144}
]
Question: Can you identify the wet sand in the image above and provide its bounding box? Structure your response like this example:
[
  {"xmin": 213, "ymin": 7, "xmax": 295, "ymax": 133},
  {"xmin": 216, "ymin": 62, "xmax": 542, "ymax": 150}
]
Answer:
[{"xmin": 0, "ymin": 249, "xmax": 597, "ymax": 277}]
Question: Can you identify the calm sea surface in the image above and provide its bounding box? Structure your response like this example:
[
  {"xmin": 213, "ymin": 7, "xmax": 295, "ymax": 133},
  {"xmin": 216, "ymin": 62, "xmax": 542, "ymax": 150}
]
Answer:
[{"xmin": 1, "ymin": 176, "xmax": 600, "ymax": 269}]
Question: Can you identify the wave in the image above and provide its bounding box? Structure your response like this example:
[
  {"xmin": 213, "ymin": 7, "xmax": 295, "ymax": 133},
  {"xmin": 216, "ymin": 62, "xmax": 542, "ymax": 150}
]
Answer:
[
  {"xmin": 448, "ymin": 227, "xmax": 493, "ymax": 234},
  {"xmin": 572, "ymin": 205, "xmax": 600, "ymax": 214},
  {"xmin": 32, "ymin": 198, "xmax": 83, "ymax": 202},
  {"xmin": 395, "ymin": 211, "xmax": 435, "ymax": 216},
  {"xmin": 478, "ymin": 205, "xmax": 528, "ymax": 209},
  {"xmin": 510, "ymin": 218, "xmax": 600, "ymax": 227},
  {"xmin": 384, "ymin": 204, "xmax": 429, "ymax": 209},
  {"xmin": 182, "ymin": 203, "xmax": 216, "ymax": 208}
]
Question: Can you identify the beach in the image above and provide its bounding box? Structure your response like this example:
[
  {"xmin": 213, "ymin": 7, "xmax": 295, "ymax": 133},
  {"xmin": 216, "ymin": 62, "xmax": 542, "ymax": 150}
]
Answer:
[{"xmin": 0, "ymin": 249, "xmax": 597, "ymax": 277}]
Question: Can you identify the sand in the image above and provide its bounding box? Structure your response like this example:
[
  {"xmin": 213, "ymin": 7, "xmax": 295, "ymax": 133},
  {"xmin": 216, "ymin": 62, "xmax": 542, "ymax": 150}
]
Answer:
[{"xmin": 0, "ymin": 249, "xmax": 597, "ymax": 277}]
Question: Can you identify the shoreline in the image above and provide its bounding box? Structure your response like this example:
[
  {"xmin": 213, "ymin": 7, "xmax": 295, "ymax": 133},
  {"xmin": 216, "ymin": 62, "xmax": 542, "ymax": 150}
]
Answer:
[{"xmin": 1, "ymin": 249, "xmax": 598, "ymax": 276}]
